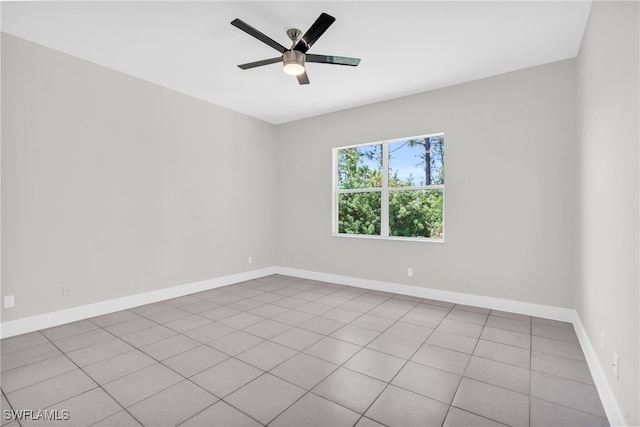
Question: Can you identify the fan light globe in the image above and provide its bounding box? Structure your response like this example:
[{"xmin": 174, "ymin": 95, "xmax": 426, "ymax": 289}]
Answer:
[
  {"xmin": 283, "ymin": 62, "xmax": 305, "ymax": 76},
  {"xmin": 283, "ymin": 50, "xmax": 306, "ymax": 76}
]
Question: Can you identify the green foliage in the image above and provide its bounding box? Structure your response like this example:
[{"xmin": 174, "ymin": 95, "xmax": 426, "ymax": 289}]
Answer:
[
  {"xmin": 337, "ymin": 146, "xmax": 382, "ymax": 189},
  {"xmin": 338, "ymin": 192, "xmax": 381, "ymax": 235},
  {"xmin": 389, "ymin": 190, "xmax": 443, "ymax": 238}
]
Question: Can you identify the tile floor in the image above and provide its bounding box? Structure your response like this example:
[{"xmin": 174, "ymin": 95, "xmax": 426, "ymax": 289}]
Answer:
[{"xmin": 0, "ymin": 275, "xmax": 609, "ymax": 426}]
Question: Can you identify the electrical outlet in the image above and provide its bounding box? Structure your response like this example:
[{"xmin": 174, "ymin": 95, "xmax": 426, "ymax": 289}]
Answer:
[
  {"xmin": 62, "ymin": 286, "xmax": 71, "ymax": 297},
  {"xmin": 407, "ymin": 268, "xmax": 413, "ymax": 277},
  {"xmin": 600, "ymin": 330, "xmax": 605, "ymax": 350},
  {"xmin": 4, "ymin": 295, "xmax": 15, "ymax": 308},
  {"xmin": 248, "ymin": 256, "xmax": 253, "ymax": 264},
  {"xmin": 612, "ymin": 352, "xmax": 619, "ymax": 379}
]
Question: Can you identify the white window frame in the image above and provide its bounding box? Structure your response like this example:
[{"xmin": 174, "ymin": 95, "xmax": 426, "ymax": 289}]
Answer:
[{"xmin": 332, "ymin": 132, "xmax": 445, "ymax": 242}]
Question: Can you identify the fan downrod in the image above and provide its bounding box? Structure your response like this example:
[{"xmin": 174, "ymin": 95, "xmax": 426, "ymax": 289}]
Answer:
[{"xmin": 286, "ymin": 28, "xmax": 302, "ymax": 45}]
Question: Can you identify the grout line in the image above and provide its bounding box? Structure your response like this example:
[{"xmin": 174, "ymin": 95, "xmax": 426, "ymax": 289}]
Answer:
[
  {"xmin": 446, "ymin": 306, "xmax": 487, "ymax": 423},
  {"xmin": 37, "ymin": 333, "xmax": 143, "ymax": 427},
  {"xmin": 340, "ymin": 303, "xmax": 455, "ymax": 423},
  {"xmin": 1, "ymin": 386, "xmax": 23, "ymax": 427},
  {"xmin": 243, "ymin": 287, "xmax": 404, "ymax": 426},
  {"xmin": 73, "ymin": 310, "xmax": 239, "ymax": 425},
  {"xmin": 185, "ymin": 279, "xmax": 385, "ymax": 425},
  {"xmin": 0, "ymin": 275, "xmax": 608, "ymax": 427}
]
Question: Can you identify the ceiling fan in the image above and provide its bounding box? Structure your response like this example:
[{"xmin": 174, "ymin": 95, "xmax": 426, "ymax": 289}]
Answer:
[{"xmin": 231, "ymin": 13, "xmax": 361, "ymax": 85}]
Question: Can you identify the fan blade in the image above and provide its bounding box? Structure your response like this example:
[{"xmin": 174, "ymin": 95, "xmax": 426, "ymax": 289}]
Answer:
[
  {"xmin": 231, "ymin": 19, "xmax": 287, "ymax": 53},
  {"xmin": 294, "ymin": 13, "xmax": 335, "ymax": 53},
  {"xmin": 306, "ymin": 54, "xmax": 360, "ymax": 66},
  {"xmin": 296, "ymin": 71, "xmax": 310, "ymax": 85},
  {"xmin": 238, "ymin": 57, "xmax": 283, "ymax": 70}
]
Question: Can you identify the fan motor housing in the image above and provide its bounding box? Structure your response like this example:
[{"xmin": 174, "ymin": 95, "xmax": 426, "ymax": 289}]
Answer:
[{"xmin": 282, "ymin": 50, "xmax": 306, "ymax": 75}]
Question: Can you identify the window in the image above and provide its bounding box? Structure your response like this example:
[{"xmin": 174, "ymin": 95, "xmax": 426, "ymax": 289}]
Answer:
[{"xmin": 333, "ymin": 133, "xmax": 444, "ymax": 241}]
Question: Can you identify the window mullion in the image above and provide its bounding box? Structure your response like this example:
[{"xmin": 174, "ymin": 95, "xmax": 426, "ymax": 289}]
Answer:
[{"xmin": 381, "ymin": 142, "xmax": 389, "ymax": 237}]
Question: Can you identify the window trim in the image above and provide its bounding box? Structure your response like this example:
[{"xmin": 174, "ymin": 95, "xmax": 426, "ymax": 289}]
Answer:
[{"xmin": 332, "ymin": 133, "xmax": 445, "ymax": 242}]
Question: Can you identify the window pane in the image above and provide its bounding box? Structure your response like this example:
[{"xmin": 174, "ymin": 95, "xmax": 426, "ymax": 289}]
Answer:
[
  {"xmin": 388, "ymin": 136, "xmax": 444, "ymax": 187},
  {"xmin": 389, "ymin": 189, "xmax": 443, "ymax": 238},
  {"xmin": 337, "ymin": 145, "xmax": 383, "ymax": 189},
  {"xmin": 338, "ymin": 192, "xmax": 381, "ymax": 235}
]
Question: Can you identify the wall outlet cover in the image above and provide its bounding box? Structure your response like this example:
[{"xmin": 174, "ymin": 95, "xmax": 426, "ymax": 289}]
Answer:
[{"xmin": 4, "ymin": 295, "xmax": 15, "ymax": 308}]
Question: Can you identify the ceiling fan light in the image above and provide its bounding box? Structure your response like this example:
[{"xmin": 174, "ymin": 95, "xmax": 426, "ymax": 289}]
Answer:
[
  {"xmin": 283, "ymin": 61, "xmax": 305, "ymax": 76},
  {"xmin": 283, "ymin": 50, "xmax": 306, "ymax": 76}
]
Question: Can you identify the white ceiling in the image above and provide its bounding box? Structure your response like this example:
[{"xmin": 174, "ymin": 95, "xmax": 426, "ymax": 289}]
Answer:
[{"xmin": 2, "ymin": 1, "xmax": 592, "ymax": 124}]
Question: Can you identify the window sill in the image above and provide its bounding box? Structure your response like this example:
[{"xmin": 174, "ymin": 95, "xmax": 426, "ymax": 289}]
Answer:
[{"xmin": 332, "ymin": 233, "xmax": 444, "ymax": 243}]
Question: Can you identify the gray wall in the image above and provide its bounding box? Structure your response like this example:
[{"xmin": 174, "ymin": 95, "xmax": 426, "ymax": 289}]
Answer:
[
  {"xmin": 1, "ymin": 34, "xmax": 278, "ymax": 321},
  {"xmin": 277, "ymin": 59, "xmax": 578, "ymax": 308},
  {"xmin": 576, "ymin": 2, "xmax": 639, "ymax": 424},
  {"xmin": 2, "ymin": 34, "xmax": 580, "ymax": 321}
]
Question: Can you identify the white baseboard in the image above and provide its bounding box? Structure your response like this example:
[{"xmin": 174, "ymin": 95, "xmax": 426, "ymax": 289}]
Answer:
[
  {"xmin": 276, "ymin": 267, "xmax": 576, "ymax": 321},
  {"xmin": 571, "ymin": 312, "xmax": 626, "ymax": 426},
  {"xmin": 275, "ymin": 266, "xmax": 625, "ymax": 426},
  {"xmin": 0, "ymin": 265, "xmax": 624, "ymax": 426},
  {"xmin": 0, "ymin": 267, "xmax": 277, "ymax": 339}
]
